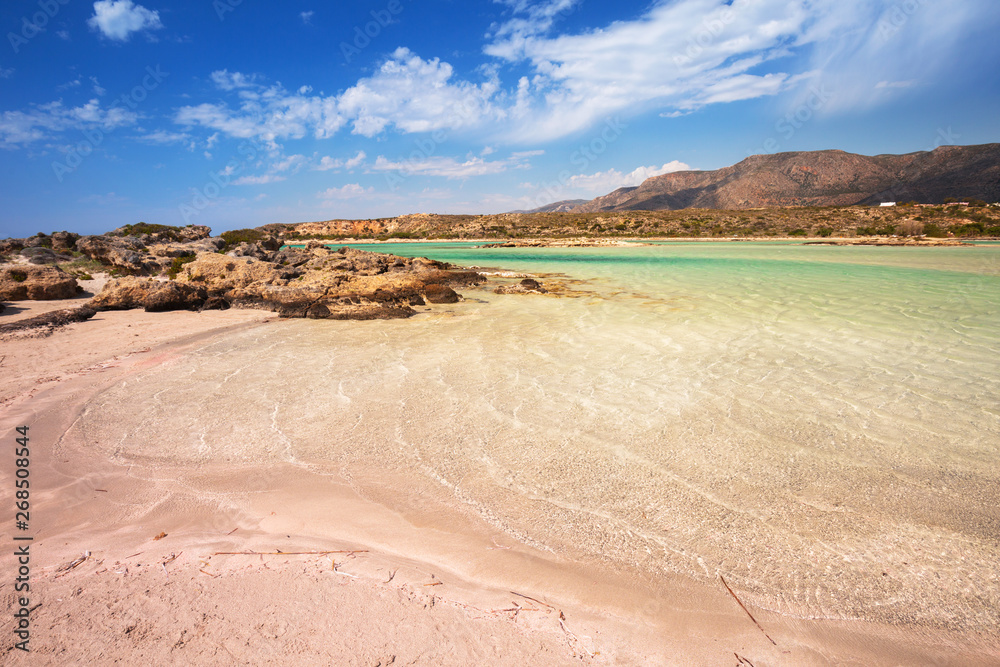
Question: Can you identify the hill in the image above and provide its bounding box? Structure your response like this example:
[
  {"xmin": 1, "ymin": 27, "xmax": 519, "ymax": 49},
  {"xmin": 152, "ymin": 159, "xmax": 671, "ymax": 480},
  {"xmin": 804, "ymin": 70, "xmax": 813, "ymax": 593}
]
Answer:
[{"xmin": 573, "ymin": 144, "xmax": 1000, "ymax": 212}]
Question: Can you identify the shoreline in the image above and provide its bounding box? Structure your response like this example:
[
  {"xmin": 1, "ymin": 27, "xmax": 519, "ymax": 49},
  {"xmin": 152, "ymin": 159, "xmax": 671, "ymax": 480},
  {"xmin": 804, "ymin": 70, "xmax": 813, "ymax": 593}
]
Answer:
[
  {"xmin": 288, "ymin": 235, "xmax": 985, "ymax": 246},
  {"xmin": 3, "ymin": 300, "xmax": 998, "ymax": 664}
]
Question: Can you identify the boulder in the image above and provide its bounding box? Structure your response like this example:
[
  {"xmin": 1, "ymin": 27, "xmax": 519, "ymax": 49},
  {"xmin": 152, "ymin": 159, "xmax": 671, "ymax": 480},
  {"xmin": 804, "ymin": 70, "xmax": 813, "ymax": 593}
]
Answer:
[
  {"xmin": 20, "ymin": 247, "xmax": 72, "ymax": 265},
  {"xmin": 50, "ymin": 231, "xmax": 80, "ymax": 252},
  {"xmin": 228, "ymin": 241, "xmax": 277, "ymax": 261},
  {"xmin": 89, "ymin": 277, "xmax": 207, "ymax": 312},
  {"xmin": 423, "ymin": 284, "xmax": 460, "ymax": 304},
  {"xmin": 76, "ymin": 235, "xmax": 166, "ymax": 275},
  {"xmin": 0, "ymin": 239, "xmax": 26, "ymax": 256},
  {"xmin": 0, "ymin": 265, "xmax": 80, "ymax": 300}
]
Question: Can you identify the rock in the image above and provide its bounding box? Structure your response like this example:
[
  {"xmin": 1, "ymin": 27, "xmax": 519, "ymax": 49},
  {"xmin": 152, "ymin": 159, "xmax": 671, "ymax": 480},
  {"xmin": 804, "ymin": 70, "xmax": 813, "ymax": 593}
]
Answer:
[
  {"xmin": 423, "ymin": 284, "xmax": 459, "ymax": 304},
  {"xmin": 0, "ymin": 265, "xmax": 80, "ymax": 300},
  {"xmin": 76, "ymin": 235, "xmax": 166, "ymax": 275},
  {"xmin": 494, "ymin": 277, "xmax": 548, "ymax": 295},
  {"xmin": 177, "ymin": 253, "xmax": 301, "ymax": 291},
  {"xmin": 0, "ymin": 239, "xmax": 26, "ymax": 256},
  {"xmin": 0, "ymin": 306, "xmax": 96, "ymax": 336},
  {"xmin": 20, "ymin": 246, "xmax": 73, "ymax": 265},
  {"xmin": 89, "ymin": 277, "xmax": 207, "ymax": 312},
  {"xmin": 50, "ymin": 231, "xmax": 80, "ymax": 252},
  {"xmin": 201, "ymin": 295, "xmax": 230, "ymax": 310},
  {"xmin": 228, "ymin": 241, "xmax": 277, "ymax": 261}
]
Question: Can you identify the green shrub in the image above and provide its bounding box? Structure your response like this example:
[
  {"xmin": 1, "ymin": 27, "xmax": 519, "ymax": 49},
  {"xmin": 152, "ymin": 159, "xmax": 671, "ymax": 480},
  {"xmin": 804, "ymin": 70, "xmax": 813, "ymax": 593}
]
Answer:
[
  {"xmin": 788, "ymin": 228, "xmax": 807, "ymax": 236},
  {"xmin": 167, "ymin": 255, "xmax": 197, "ymax": 279},
  {"xmin": 816, "ymin": 227, "xmax": 833, "ymax": 237},
  {"xmin": 119, "ymin": 222, "xmax": 183, "ymax": 240},
  {"xmin": 10, "ymin": 271, "xmax": 27, "ymax": 282},
  {"xmin": 923, "ymin": 223, "xmax": 946, "ymax": 237},
  {"xmin": 220, "ymin": 228, "xmax": 265, "ymax": 250}
]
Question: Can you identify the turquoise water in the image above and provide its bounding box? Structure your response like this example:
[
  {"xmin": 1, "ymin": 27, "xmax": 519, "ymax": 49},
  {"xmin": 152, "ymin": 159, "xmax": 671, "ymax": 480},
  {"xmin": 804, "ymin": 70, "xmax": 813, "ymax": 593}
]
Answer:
[{"xmin": 85, "ymin": 242, "xmax": 1000, "ymax": 631}]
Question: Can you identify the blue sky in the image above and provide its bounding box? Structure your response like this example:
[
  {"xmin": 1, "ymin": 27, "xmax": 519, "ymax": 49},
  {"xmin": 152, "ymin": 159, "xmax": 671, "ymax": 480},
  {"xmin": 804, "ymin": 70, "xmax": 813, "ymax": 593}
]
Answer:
[{"xmin": 1, "ymin": 0, "xmax": 998, "ymax": 238}]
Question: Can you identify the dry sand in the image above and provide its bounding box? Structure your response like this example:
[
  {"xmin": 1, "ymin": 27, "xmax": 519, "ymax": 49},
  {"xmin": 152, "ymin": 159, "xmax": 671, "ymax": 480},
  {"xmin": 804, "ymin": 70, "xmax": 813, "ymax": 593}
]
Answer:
[{"xmin": 1, "ymin": 289, "xmax": 996, "ymax": 665}]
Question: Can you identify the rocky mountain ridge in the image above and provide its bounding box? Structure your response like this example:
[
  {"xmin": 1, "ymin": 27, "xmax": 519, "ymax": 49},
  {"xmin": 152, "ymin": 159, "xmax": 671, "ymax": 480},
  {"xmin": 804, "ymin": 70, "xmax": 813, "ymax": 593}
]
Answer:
[{"xmin": 571, "ymin": 144, "xmax": 1000, "ymax": 212}]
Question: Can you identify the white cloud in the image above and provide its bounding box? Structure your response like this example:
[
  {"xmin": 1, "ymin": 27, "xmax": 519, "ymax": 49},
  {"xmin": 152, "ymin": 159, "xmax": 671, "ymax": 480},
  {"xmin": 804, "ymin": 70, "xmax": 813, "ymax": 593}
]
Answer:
[
  {"xmin": 0, "ymin": 68, "xmax": 13, "ymax": 79},
  {"xmin": 372, "ymin": 154, "xmax": 511, "ymax": 179},
  {"xmin": 135, "ymin": 129, "xmax": 192, "ymax": 145},
  {"xmin": 271, "ymin": 154, "xmax": 306, "ymax": 173},
  {"xmin": 875, "ymin": 80, "xmax": 917, "ymax": 89},
  {"xmin": 318, "ymin": 183, "xmax": 374, "ymax": 199},
  {"xmin": 168, "ymin": 0, "xmax": 992, "ymax": 149},
  {"xmin": 91, "ymin": 76, "xmax": 107, "ymax": 96},
  {"xmin": 0, "ymin": 99, "xmax": 138, "ymax": 147},
  {"xmin": 88, "ymin": 1, "xmax": 163, "ymax": 41},
  {"xmin": 562, "ymin": 161, "xmax": 691, "ymax": 194},
  {"xmin": 300, "ymin": 10, "xmax": 314, "ymax": 25},
  {"xmin": 233, "ymin": 174, "xmax": 286, "ymax": 185},
  {"xmin": 210, "ymin": 70, "xmax": 259, "ymax": 91},
  {"xmin": 315, "ymin": 150, "xmax": 367, "ymax": 171},
  {"xmin": 175, "ymin": 48, "xmax": 498, "ymax": 143}
]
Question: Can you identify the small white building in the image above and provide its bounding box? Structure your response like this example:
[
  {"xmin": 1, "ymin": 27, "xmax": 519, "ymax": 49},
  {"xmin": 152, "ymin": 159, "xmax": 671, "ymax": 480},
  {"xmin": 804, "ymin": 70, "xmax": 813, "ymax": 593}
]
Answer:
[{"xmin": 879, "ymin": 202, "xmax": 897, "ymax": 207}]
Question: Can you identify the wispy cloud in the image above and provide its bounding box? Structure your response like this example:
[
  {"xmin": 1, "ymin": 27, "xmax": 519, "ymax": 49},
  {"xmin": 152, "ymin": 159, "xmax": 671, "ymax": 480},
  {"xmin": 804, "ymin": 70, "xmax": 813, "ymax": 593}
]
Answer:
[
  {"xmin": 88, "ymin": 1, "xmax": 164, "ymax": 42},
  {"xmin": 318, "ymin": 183, "xmax": 374, "ymax": 199},
  {"xmin": 0, "ymin": 99, "xmax": 138, "ymax": 147},
  {"xmin": 300, "ymin": 10, "xmax": 314, "ymax": 25},
  {"xmin": 315, "ymin": 150, "xmax": 366, "ymax": 171},
  {"xmin": 371, "ymin": 152, "xmax": 529, "ymax": 179},
  {"xmin": 233, "ymin": 174, "xmax": 286, "ymax": 186},
  {"xmin": 560, "ymin": 160, "xmax": 691, "ymax": 194}
]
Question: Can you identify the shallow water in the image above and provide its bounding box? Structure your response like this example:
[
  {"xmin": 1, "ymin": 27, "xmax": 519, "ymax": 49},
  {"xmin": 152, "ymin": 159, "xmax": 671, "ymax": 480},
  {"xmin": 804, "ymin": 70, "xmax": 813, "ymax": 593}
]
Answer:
[{"xmin": 82, "ymin": 242, "xmax": 1000, "ymax": 631}]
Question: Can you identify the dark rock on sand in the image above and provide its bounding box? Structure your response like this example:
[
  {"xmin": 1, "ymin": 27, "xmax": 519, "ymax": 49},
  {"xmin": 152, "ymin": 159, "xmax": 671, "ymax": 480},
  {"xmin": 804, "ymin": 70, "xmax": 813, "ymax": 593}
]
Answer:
[
  {"xmin": 0, "ymin": 305, "xmax": 96, "ymax": 336},
  {"xmin": 423, "ymin": 284, "xmax": 460, "ymax": 303},
  {"xmin": 0, "ymin": 265, "xmax": 80, "ymax": 300}
]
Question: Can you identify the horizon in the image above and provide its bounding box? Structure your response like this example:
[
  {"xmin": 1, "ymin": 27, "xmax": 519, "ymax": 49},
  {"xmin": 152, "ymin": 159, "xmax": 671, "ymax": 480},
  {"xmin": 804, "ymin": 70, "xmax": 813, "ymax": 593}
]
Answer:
[{"xmin": 2, "ymin": 1, "xmax": 999, "ymax": 239}]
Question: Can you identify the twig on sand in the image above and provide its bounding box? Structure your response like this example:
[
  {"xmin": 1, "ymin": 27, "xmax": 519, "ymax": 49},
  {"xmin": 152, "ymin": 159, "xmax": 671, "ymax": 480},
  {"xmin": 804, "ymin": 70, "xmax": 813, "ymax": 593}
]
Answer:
[
  {"xmin": 510, "ymin": 590, "xmax": 555, "ymax": 610},
  {"xmin": 331, "ymin": 559, "xmax": 358, "ymax": 578},
  {"xmin": 558, "ymin": 611, "xmax": 594, "ymax": 658},
  {"xmin": 720, "ymin": 575, "xmax": 777, "ymax": 646},
  {"xmin": 226, "ymin": 527, "xmax": 239, "ymax": 535},
  {"xmin": 55, "ymin": 551, "xmax": 90, "ymax": 577},
  {"xmin": 212, "ymin": 550, "xmax": 368, "ymax": 556},
  {"xmin": 423, "ymin": 581, "xmax": 443, "ymax": 587},
  {"xmin": 385, "ymin": 569, "xmax": 397, "ymax": 583},
  {"xmin": 735, "ymin": 653, "xmax": 756, "ymax": 666},
  {"xmin": 199, "ymin": 569, "xmax": 220, "ymax": 578}
]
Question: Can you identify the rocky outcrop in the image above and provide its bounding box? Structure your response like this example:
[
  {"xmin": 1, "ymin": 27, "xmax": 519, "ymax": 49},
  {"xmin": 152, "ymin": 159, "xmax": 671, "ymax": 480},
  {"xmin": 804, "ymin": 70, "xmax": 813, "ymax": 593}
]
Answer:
[
  {"xmin": 76, "ymin": 235, "xmax": 166, "ymax": 275},
  {"xmin": 90, "ymin": 277, "xmax": 207, "ymax": 312},
  {"xmin": 493, "ymin": 278, "xmax": 548, "ymax": 295},
  {"xmin": 0, "ymin": 265, "xmax": 80, "ymax": 300},
  {"xmin": 20, "ymin": 247, "xmax": 74, "ymax": 265},
  {"xmin": 50, "ymin": 231, "xmax": 80, "ymax": 252}
]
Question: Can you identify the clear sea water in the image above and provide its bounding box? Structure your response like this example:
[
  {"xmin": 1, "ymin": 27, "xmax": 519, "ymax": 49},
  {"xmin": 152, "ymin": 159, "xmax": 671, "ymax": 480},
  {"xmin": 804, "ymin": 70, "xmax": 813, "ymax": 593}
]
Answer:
[{"xmin": 85, "ymin": 241, "xmax": 1000, "ymax": 630}]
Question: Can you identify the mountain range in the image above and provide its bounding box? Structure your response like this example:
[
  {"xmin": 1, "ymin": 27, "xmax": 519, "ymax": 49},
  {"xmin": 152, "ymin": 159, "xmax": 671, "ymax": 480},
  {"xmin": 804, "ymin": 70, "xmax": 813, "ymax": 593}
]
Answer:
[{"xmin": 535, "ymin": 144, "xmax": 1000, "ymax": 213}]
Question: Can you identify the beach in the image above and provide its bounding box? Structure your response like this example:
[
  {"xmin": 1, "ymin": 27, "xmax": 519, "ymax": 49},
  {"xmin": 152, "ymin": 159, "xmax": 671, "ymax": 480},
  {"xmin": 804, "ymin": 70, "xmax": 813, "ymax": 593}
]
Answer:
[{"xmin": 3, "ymin": 242, "xmax": 999, "ymax": 665}]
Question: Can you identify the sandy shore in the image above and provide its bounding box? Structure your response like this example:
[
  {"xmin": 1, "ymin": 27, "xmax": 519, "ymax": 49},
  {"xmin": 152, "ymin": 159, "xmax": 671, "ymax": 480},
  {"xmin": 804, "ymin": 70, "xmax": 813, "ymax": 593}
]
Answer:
[{"xmin": 2, "ymin": 293, "xmax": 997, "ymax": 664}]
